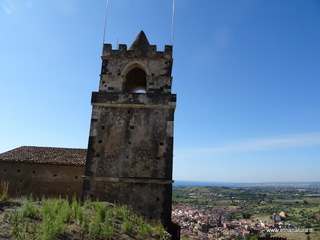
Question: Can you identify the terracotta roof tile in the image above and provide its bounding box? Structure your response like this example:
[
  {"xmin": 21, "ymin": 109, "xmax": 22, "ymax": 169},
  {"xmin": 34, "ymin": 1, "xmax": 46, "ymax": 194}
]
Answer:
[{"xmin": 0, "ymin": 146, "xmax": 87, "ymax": 166}]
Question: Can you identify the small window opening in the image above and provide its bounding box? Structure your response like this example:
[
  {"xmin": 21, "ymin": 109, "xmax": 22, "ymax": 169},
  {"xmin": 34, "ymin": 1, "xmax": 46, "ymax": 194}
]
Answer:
[
  {"xmin": 101, "ymin": 125, "xmax": 105, "ymax": 129},
  {"xmin": 75, "ymin": 176, "xmax": 78, "ymax": 179},
  {"xmin": 32, "ymin": 170, "xmax": 36, "ymax": 174},
  {"xmin": 54, "ymin": 174, "xmax": 57, "ymax": 177},
  {"xmin": 130, "ymin": 126, "xmax": 134, "ymax": 129},
  {"xmin": 128, "ymin": 141, "xmax": 131, "ymax": 145},
  {"xmin": 98, "ymin": 140, "xmax": 102, "ymax": 143},
  {"xmin": 159, "ymin": 142, "xmax": 164, "ymax": 146},
  {"xmin": 17, "ymin": 169, "xmax": 20, "ymax": 173}
]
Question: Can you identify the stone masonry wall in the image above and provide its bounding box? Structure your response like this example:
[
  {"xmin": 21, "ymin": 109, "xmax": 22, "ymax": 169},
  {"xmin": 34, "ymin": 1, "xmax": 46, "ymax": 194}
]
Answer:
[{"xmin": 0, "ymin": 162, "xmax": 84, "ymax": 198}]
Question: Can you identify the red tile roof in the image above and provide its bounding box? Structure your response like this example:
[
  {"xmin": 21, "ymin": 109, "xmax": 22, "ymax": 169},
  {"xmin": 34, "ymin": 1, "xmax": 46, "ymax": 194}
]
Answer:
[{"xmin": 0, "ymin": 146, "xmax": 87, "ymax": 166}]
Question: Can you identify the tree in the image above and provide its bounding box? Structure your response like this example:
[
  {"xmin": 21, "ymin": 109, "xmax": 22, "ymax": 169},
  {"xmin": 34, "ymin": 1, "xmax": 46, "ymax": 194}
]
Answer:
[{"xmin": 242, "ymin": 212, "xmax": 252, "ymax": 219}]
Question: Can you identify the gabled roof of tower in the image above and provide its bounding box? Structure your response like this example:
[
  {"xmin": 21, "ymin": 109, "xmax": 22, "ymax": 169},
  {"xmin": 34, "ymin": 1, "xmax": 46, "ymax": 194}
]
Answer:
[
  {"xmin": 0, "ymin": 146, "xmax": 87, "ymax": 166},
  {"xmin": 129, "ymin": 31, "xmax": 150, "ymax": 51}
]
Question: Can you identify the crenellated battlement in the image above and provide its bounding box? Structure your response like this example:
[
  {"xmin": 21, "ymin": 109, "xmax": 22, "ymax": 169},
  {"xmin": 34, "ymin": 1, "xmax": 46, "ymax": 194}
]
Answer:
[
  {"xmin": 102, "ymin": 31, "xmax": 172, "ymax": 59},
  {"xmin": 102, "ymin": 43, "xmax": 172, "ymax": 59},
  {"xmin": 99, "ymin": 31, "xmax": 173, "ymax": 94}
]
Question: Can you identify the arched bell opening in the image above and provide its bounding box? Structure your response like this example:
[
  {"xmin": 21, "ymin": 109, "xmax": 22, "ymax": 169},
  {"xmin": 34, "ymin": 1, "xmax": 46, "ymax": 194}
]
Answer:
[{"xmin": 124, "ymin": 67, "xmax": 147, "ymax": 93}]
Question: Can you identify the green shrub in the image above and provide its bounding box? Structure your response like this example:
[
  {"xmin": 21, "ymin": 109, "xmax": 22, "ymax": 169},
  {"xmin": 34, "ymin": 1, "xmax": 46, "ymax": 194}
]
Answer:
[
  {"xmin": 40, "ymin": 199, "xmax": 52, "ymax": 216},
  {"xmin": 80, "ymin": 208, "xmax": 90, "ymax": 230},
  {"xmin": 59, "ymin": 200, "xmax": 71, "ymax": 223},
  {"xmin": 134, "ymin": 214, "xmax": 144, "ymax": 226},
  {"xmin": 121, "ymin": 218, "xmax": 134, "ymax": 234},
  {"xmin": 113, "ymin": 204, "xmax": 129, "ymax": 220},
  {"xmin": 71, "ymin": 196, "xmax": 81, "ymax": 219},
  {"xmin": 138, "ymin": 222, "xmax": 153, "ymax": 238},
  {"xmin": 20, "ymin": 199, "xmax": 39, "ymax": 219},
  {"xmin": 41, "ymin": 214, "xmax": 65, "ymax": 240},
  {"xmin": 101, "ymin": 217, "xmax": 115, "ymax": 239},
  {"xmin": 89, "ymin": 214, "xmax": 101, "ymax": 238},
  {"xmin": 154, "ymin": 222, "xmax": 166, "ymax": 238},
  {"xmin": 93, "ymin": 201, "xmax": 107, "ymax": 222}
]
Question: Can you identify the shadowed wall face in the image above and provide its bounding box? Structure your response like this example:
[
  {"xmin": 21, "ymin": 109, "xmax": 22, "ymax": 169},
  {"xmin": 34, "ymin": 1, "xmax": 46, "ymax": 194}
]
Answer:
[{"xmin": 0, "ymin": 162, "xmax": 84, "ymax": 198}]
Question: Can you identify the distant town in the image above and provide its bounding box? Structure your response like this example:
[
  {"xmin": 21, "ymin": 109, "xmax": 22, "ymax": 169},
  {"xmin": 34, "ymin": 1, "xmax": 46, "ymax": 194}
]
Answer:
[{"xmin": 172, "ymin": 185, "xmax": 320, "ymax": 239}]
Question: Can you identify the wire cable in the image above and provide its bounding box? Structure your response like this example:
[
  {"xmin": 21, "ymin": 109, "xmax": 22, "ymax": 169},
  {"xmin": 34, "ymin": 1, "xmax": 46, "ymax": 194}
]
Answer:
[
  {"xmin": 102, "ymin": 0, "xmax": 110, "ymax": 44},
  {"xmin": 171, "ymin": 0, "xmax": 175, "ymax": 46}
]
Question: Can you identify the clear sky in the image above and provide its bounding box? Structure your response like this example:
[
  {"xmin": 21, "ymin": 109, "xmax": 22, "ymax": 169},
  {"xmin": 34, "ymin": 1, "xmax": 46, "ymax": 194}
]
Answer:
[{"xmin": 1, "ymin": 0, "xmax": 319, "ymax": 183}]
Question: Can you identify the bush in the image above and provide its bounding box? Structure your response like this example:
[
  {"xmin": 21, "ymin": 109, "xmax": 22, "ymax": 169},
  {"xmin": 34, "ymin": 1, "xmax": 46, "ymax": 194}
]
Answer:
[
  {"xmin": 20, "ymin": 198, "xmax": 39, "ymax": 219},
  {"xmin": 101, "ymin": 217, "xmax": 115, "ymax": 239},
  {"xmin": 121, "ymin": 218, "xmax": 134, "ymax": 234},
  {"xmin": 138, "ymin": 222, "xmax": 153, "ymax": 238},
  {"xmin": 41, "ymin": 215, "xmax": 65, "ymax": 240}
]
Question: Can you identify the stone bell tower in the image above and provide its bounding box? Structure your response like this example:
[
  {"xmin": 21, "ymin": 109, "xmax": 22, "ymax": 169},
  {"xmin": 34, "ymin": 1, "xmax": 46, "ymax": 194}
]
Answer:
[{"xmin": 83, "ymin": 31, "xmax": 176, "ymax": 228}]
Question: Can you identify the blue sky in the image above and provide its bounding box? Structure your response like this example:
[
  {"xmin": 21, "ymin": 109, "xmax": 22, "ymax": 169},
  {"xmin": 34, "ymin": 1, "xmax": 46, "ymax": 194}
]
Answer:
[{"xmin": 1, "ymin": 0, "xmax": 319, "ymax": 183}]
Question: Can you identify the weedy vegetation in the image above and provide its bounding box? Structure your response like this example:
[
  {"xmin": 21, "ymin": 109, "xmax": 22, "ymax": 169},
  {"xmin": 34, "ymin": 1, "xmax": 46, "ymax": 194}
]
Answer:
[{"xmin": 2, "ymin": 196, "xmax": 171, "ymax": 240}]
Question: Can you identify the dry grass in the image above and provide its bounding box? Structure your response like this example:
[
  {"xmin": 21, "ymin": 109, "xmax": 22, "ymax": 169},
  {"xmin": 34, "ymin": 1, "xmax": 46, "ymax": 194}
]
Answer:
[{"xmin": 0, "ymin": 181, "xmax": 9, "ymax": 201}]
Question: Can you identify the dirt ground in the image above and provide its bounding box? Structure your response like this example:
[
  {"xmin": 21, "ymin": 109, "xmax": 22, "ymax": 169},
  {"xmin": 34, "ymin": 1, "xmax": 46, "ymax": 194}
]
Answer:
[{"xmin": 0, "ymin": 200, "xmax": 21, "ymax": 239}]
